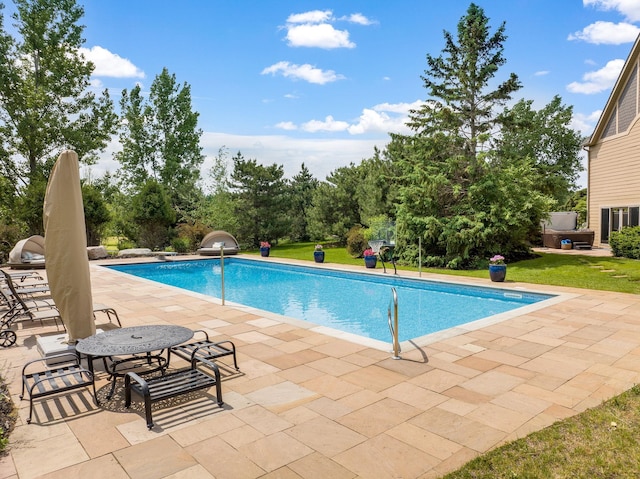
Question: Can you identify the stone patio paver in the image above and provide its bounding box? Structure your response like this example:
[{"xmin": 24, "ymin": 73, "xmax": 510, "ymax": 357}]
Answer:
[{"xmin": 4, "ymin": 252, "xmax": 640, "ymax": 478}]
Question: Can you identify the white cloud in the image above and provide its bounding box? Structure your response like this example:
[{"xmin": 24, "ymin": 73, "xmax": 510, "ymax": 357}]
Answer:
[
  {"xmin": 274, "ymin": 100, "xmax": 422, "ymax": 136},
  {"xmin": 275, "ymin": 121, "xmax": 297, "ymax": 130},
  {"xmin": 80, "ymin": 46, "xmax": 145, "ymax": 78},
  {"xmin": 301, "ymin": 115, "xmax": 350, "ymax": 132},
  {"xmin": 261, "ymin": 61, "xmax": 345, "ymax": 84},
  {"xmin": 372, "ymin": 100, "xmax": 423, "ymax": 114},
  {"xmin": 568, "ymin": 21, "xmax": 640, "ymax": 44},
  {"xmin": 285, "ymin": 23, "xmax": 355, "ymax": 49},
  {"xmin": 571, "ymin": 110, "xmax": 603, "ymax": 135},
  {"xmin": 347, "ymin": 101, "xmax": 422, "ymax": 135},
  {"xmin": 585, "ymin": 0, "xmax": 640, "ymax": 22},
  {"xmin": 286, "ymin": 10, "xmax": 333, "ymax": 24},
  {"xmin": 566, "ymin": 59, "xmax": 625, "ymax": 94},
  {"xmin": 199, "ymin": 132, "xmax": 385, "ymax": 179},
  {"xmin": 534, "ymin": 70, "xmax": 550, "ymax": 76},
  {"xmin": 341, "ymin": 13, "xmax": 376, "ymax": 25}
]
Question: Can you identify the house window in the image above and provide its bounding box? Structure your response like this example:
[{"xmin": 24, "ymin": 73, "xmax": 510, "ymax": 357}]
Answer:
[{"xmin": 601, "ymin": 206, "xmax": 640, "ymax": 243}]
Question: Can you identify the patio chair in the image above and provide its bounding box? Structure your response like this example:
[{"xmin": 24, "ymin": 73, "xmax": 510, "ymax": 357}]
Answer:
[
  {"xmin": 1, "ymin": 272, "xmax": 122, "ymax": 346},
  {"xmin": 170, "ymin": 329, "xmax": 239, "ymax": 372},
  {"xmin": 20, "ymin": 352, "xmax": 97, "ymax": 423}
]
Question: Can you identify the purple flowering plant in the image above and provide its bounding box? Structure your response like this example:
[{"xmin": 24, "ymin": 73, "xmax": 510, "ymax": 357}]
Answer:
[{"xmin": 489, "ymin": 255, "xmax": 505, "ymax": 265}]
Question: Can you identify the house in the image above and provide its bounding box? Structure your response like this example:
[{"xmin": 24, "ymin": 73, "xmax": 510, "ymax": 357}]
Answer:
[{"xmin": 584, "ymin": 34, "xmax": 640, "ymax": 246}]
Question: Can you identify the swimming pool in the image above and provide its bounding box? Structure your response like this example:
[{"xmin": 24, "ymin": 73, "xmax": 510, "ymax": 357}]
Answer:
[{"xmin": 107, "ymin": 258, "xmax": 556, "ymax": 345}]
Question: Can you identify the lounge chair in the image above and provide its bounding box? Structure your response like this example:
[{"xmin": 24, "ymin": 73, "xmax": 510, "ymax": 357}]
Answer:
[
  {"xmin": 197, "ymin": 231, "xmax": 240, "ymax": 256},
  {"xmin": 0, "ymin": 270, "xmax": 122, "ymax": 338},
  {"xmin": 8, "ymin": 235, "xmax": 46, "ymax": 269}
]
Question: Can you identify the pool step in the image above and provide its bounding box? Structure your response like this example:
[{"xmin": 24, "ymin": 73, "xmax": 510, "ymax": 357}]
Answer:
[{"xmin": 573, "ymin": 242, "xmax": 592, "ymax": 250}]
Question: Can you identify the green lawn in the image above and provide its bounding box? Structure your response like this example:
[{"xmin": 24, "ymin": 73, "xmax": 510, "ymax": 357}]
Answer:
[
  {"xmin": 253, "ymin": 242, "xmax": 640, "ymax": 477},
  {"xmin": 259, "ymin": 242, "xmax": 640, "ymax": 294}
]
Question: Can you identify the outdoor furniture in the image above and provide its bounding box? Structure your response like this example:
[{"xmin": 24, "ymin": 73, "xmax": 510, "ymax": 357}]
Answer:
[
  {"xmin": 197, "ymin": 230, "xmax": 240, "ymax": 256},
  {"xmin": 8, "ymin": 235, "xmax": 46, "ymax": 269},
  {"xmin": 76, "ymin": 325, "xmax": 194, "ymax": 399},
  {"xmin": 125, "ymin": 355, "xmax": 224, "ymax": 429},
  {"xmin": 170, "ymin": 329, "xmax": 239, "ymax": 372},
  {"xmin": 20, "ymin": 352, "xmax": 97, "ymax": 424}
]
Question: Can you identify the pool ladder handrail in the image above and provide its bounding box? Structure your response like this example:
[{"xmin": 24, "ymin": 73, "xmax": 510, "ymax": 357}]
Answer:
[{"xmin": 388, "ymin": 287, "xmax": 401, "ymax": 359}]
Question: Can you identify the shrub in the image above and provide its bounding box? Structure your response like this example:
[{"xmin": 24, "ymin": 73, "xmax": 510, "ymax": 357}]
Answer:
[
  {"xmin": 0, "ymin": 374, "xmax": 16, "ymax": 455},
  {"xmin": 117, "ymin": 239, "xmax": 136, "ymax": 250},
  {"xmin": 171, "ymin": 237, "xmax": 190, "ymax": 253},
  {"xmin": 346, "ymin": 225, "xmax": 367, "ymax": 258},
  {"xmin": 609, "ymin": 226, "xmax": 640, "ymax": 259},
  {"xmin": 175, "ymin": 222, "xmax": 209, "ymax": 251}
]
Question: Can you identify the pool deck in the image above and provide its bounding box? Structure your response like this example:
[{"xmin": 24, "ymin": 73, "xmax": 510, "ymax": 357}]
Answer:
[{"xmin": 2, "ymin": 253, "xmax": 640, "ymax": 478}]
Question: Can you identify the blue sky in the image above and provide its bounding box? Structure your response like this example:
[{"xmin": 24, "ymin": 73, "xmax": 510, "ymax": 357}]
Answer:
[{"xmin": 9, "ymin": 1, "xmax": 640, "ymax": 185}]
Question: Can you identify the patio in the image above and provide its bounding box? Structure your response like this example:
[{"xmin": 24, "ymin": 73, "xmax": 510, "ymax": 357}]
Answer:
[{"xmin": 2, "ymin": 255, "xmax": 640, "ymax": 478}]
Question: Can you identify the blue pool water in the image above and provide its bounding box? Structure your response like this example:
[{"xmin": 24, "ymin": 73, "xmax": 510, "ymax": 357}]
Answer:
[{"xmin": 107, "ymin": 259, "xmax": 554, "ymax": 343}]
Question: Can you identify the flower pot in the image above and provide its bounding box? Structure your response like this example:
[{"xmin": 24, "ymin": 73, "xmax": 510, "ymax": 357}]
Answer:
[
  {"xmin": 364, "ymin": 256, "xmax": 377, "ymax": 269},
  {"xmin": 260, "ymin": 247, "xmax": 270, "ymax": 257},
  {"xmin": 489, "ymin": 264, "xmax": 507, "ymax": 282},
  {"xmin": 314, "ymin": 251, "xmax": 325, "ymax": 263}
]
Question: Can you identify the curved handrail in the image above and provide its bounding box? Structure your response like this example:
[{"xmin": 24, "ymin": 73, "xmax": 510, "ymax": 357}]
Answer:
[{"xmin": 387, "ymin": 287, "xmax": 401, "ymax": 359}]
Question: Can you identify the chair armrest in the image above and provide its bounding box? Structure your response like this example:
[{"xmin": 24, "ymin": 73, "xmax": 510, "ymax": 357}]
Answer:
[
  {"xmin": 192, "ymin": 329, "xmax": 210, "ymax": 341},
  {"xmin": 124, "ymin": 371, "xmax": 150, "ymax": 395},
  {"xmin": 191, "ymin": 356, "xmax": 221, "ymax": 382},
  {"xmin": 21, "ymin": 352, "xmax": 80, "ymax": 374}
]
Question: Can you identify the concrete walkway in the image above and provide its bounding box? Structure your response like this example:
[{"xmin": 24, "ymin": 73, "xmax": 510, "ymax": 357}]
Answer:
[{"xmin": 2, "ymin": 254, "xmax": 640, "ymax": 478}]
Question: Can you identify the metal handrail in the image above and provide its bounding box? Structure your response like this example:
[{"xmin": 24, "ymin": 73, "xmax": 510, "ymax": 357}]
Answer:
[
  {"xmin": 220, "ymin": 244, "xmax": 225, "ymax": 305},
  {"xmin": 387, "ymin": 287, "xmax": 401, "ymax": 359}
]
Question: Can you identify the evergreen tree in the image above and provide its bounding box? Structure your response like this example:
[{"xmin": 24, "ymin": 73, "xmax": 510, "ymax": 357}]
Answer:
[
  {"xmin": 131, "ymin": 179, "xmax": 176, "ymax": 249},
  {"xmin": 390, "ymin": 3, "xmax": 552, "ymax": 268},
  {"xmin": 229, "ymin": 153, "xmax": 289, "ymax": 247},
  {"xmin": 289, "ymin": 164, "xmax": 318, "ymax": 241}
]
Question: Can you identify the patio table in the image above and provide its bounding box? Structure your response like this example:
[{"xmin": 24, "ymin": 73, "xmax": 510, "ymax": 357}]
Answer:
[{"xmin": 76, "ymin": 325, "xmax": 194, "ymax": 399}]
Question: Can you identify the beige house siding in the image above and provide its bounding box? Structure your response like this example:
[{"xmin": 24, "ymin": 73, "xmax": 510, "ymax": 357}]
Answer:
[
  {"xmin": 587, "ymin": 38, "xmax": 640, "ymax": 246},
  {"xmin": 588, "ymin": 118, "xmax": 640, "ymax": 245}
]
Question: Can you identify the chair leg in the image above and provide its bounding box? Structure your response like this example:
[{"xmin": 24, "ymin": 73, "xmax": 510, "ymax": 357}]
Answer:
[
  {"xmin": 144, "ymin": 396, "xmax": 154, "ymax": 429},
  {"xmin": 27, "ymin": 398, "xmax": 33, "ymax": 424}
]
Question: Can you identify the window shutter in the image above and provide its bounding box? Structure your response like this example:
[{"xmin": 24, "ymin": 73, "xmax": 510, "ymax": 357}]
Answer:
[
  {"xmin": 630, "ymin": 207, "xmax": 639, "ymax": 227},
  {"xmin": 601, "ymin": 208, "xmax": 610, "ymax": 243}
]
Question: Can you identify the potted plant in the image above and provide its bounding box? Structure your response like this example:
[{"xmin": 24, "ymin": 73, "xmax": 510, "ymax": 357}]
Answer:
[
  {"xmin": 363, "ymin": 248, "xmax": 377, "ymax": 268},
  {"xmin": 313, "ymin": 244, "xmax": 325, "ymax": 263},
  {"xmin": 260, "ymin": 241, "xmax": 271, "ymax": 257},
  {"xmin": 488, "ymin": 254, "xmax": 506, "ymax": 282}
]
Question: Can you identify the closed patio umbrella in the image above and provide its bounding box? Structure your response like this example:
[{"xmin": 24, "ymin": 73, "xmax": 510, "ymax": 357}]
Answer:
[{"xmin": 43, "ymin": 150, "xmax": 95, "ymax": 342}]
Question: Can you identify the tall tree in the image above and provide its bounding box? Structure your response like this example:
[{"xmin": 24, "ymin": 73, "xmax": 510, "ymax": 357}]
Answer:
[
  {"xmin": 390, "ymin": 3, "xmax": 551, "ymax": 268},
  {"xmin": 229, "ymin": 153, "xmax": 289, "ymax": 247},
  {"xmin": 0, "ymin": 0, "xmax": 117, "ymax": 233},
  {"xmin": 194, "ymin": 147, "xmax": 239, "ymax": 234},
  {"xmin": 308, "ymin": 164, "xmax": 363, "ymax": 243},
  {"xmin": 131, "ymin": 179, "xmax": 176, "ymax": 250},
  {"xmin": 495, "ymin": 95, "xmax": 583, "ymax": 205},
  {"xmin": 288, "ymin": 163, "xmax": 318, "ymax": 241},
  {"xmin": 116, "ymin": 67, "xmax": 204, "ymax": 220}
]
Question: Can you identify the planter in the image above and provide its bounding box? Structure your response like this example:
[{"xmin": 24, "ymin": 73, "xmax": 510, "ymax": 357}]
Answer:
[
  {"xmin": 489, "ymin": 264, "xmax": 507, "ymax": 282},
  {"xmin": 364, "ymin": 255, "xmax": 377, "ymax": 269},
  {"xmin": 313, "ymin": 251, "xmax": 325, "ymax": 263},
  {"xmin": 260, "ymin": 247, "xmax": 270, "ymax": 257}
]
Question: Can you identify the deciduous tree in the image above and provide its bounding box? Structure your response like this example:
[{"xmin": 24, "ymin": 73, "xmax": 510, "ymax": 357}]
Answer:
[
  {"xmin": 117, "ymin": 67, "xmax": 203, "ymax": 220},
  {"xmin": 0, "ymin": 0, "xmax": 117, "ymax": 233}
]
